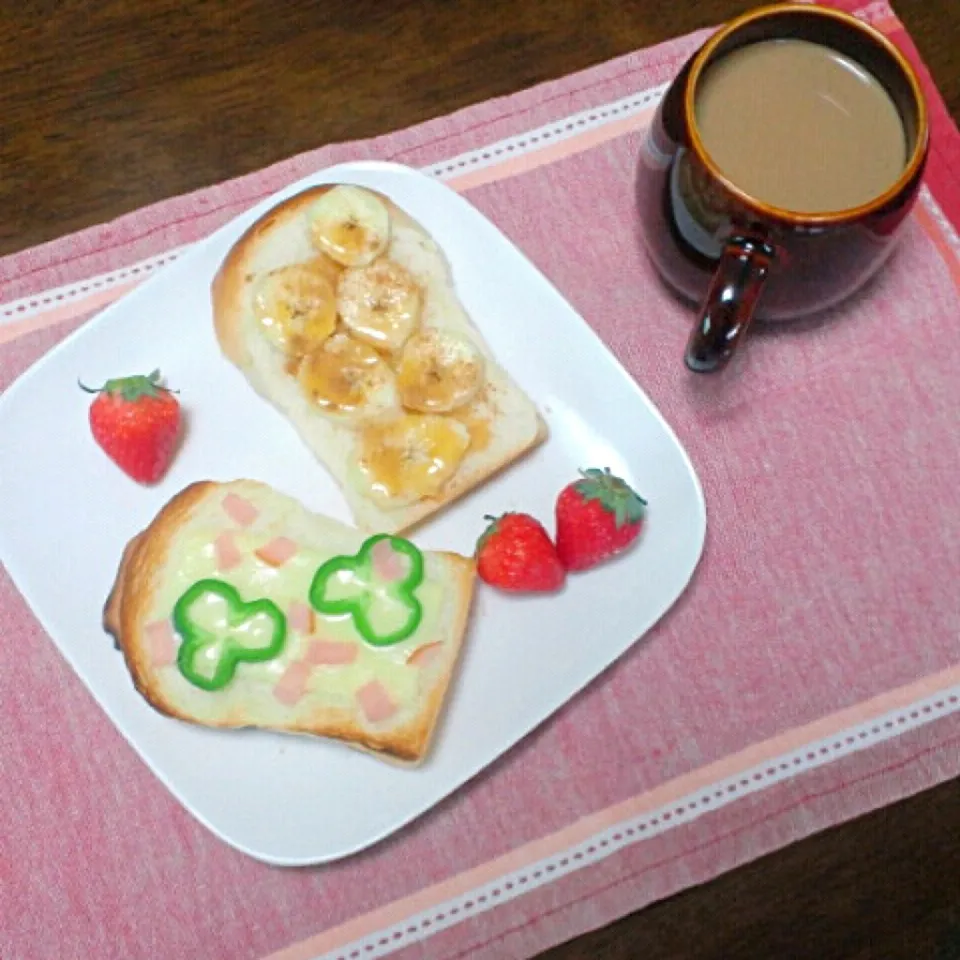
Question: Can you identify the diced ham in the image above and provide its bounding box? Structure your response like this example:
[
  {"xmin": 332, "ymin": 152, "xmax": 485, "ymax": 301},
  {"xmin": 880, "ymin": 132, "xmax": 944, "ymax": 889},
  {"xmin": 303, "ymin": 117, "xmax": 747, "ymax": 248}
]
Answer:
[
  {"xmin": 255, "ymin": 536, "xmax": 298, "ymax": 567},
  {"xmin": 287, "ymin": 601, "xmax": 315, "ymax": 635},
  {"xmin": 273, "ymin": 660, "xmax": 311, "ymax": 706},
  {"xmin": 407, "ymin": 642, "xmax": 443, "ymax": 669},
  {"xmin": 370, "ymin": 538, "xmax": 408, "ymax": 583},
  {"xmin": 305, "ymin": 639, "xmax": 358, "ymax": 666},
  {"xmin": 145, "ymin": 620, "xmax": 177, "ymax": 667},
  {"xmin": 221, "ymin": 493, "xmax": 259, "ymax": 527},
  {"xmin": 214, "ymin": 530, "xmax": 242, "ymax": 571},
  {"xmin": 356, "ymin": 680, "xmax": 397, "ymax": 723}
]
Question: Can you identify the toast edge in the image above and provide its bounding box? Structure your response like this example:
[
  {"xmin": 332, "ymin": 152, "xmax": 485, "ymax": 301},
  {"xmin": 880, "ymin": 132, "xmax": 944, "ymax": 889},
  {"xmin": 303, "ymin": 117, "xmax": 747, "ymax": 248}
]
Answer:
[
  {"xmin": 210, "ymin": 184, "xmax": 551, "ymax": 535},
  {"xmin": 103, "ymin": 479, "xmax": 477, "ymax": 765},
  {"xmin": 103, "ymin": 480, "xmax": 217, "ymax": 722}
]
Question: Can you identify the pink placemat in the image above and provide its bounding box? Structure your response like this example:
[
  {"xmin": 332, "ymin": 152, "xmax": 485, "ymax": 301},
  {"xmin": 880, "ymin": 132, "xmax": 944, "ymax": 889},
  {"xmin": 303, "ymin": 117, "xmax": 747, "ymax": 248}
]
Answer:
[{"xmin": 3, "ymin": 2, "xmax": 959, "ymax": 958}]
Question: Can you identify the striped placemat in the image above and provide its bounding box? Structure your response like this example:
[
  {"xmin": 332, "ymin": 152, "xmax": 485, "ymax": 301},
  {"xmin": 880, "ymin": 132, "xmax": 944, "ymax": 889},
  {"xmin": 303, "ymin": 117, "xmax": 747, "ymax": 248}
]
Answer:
[{"xmin": 2, "ymin": 2, "xmax": 959, "ymax": 958}]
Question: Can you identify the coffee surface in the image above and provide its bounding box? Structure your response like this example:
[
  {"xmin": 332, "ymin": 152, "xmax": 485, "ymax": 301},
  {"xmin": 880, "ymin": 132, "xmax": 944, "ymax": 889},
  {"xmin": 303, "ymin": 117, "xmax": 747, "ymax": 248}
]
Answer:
[{"xmin": 694, "ymin": 38, "xmax": 908, "ymax": 213}]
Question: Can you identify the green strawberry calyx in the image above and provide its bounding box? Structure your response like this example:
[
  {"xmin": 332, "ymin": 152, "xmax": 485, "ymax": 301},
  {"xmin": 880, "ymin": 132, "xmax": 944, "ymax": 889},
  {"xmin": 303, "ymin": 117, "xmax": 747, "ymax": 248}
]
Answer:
[
  {"xmin": 572, "ymin": 467, "xmax": 647, "ymax": 529},
  {"xmin": 78, "ymin": 369, "xmax": 176, "ymax": 402},
  {"xmin": 476, "ymin": 513, "xmax": 508, "ymax": 556}
]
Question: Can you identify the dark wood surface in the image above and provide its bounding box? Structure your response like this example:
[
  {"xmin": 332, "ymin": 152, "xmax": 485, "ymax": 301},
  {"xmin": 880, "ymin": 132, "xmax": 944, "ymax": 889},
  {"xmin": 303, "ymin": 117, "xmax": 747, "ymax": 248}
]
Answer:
[
  {"xmin": 2, "ymin": 0, "xmax": 958, "ymax": 257},
  {"xmin": 542, "ymin": 780, "xmax": 960, "ymax": 959},
  {"xmin": 3, "ymin": 1, "xmax": 959, "ymax": 957}
]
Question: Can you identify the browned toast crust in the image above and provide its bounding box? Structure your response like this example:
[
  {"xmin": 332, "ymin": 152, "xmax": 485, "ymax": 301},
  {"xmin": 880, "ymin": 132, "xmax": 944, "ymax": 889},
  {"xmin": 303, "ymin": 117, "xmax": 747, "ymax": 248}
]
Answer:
[{"xmin": 103, "ymin": 479, "xmax": 476, "ymax": 764}]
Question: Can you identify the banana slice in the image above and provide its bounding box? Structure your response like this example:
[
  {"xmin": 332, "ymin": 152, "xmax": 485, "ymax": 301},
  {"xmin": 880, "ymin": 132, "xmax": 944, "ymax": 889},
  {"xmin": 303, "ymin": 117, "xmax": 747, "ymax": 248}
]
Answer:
[
  {"xmin": 397, "ymin": 328, "xmax": 485, "ymax": 413},
  {"xmin": 337, "ymin": 259, "xmax": 422, "ymax": 353},
  {"xmin": 309, "ymin": 185, "xmax": 390, "ymax": 267},
  {"xmin": 354, "ymin": 413, "xmax": 470, "ymax": 506},
  {"xmin": 297, "ymin": 332, "xmax": 399, "ymax": 424},
  {"xmin": 252, "ymin": 262, "xmax": 338, "ymax": 354}
]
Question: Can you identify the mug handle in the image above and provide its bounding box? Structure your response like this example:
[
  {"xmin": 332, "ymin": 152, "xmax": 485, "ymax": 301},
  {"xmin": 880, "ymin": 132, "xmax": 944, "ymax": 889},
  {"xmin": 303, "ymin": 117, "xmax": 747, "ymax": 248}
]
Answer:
[{"xmin": 684, "ymin": 235, "xmax": 775, "ymax": 373}]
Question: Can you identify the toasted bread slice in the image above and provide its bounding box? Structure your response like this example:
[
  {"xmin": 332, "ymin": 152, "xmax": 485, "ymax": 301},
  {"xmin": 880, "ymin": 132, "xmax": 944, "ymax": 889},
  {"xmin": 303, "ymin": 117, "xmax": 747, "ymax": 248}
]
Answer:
[
  {"xmin": 211, "ymin": 183, "xmax": 547, "ymax": 534},
  {"xmin": 103, "ymin": 479, "xmax": 476, "ymax": 765}
]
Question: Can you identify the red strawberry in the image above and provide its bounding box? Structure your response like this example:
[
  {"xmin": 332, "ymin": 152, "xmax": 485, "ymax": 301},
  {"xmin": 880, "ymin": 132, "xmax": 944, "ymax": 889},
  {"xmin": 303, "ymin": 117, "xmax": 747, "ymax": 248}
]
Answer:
[
  {"xmin": 79, "ymin": 369, "xmax": 181, "ymax": 484},
  {"xmin": 475, "ymin": 512, "xmax": 565, "ymax": 593},
  {"xmin": 555, "ymin": 467, "xmax": 647, "ymax": 571}
]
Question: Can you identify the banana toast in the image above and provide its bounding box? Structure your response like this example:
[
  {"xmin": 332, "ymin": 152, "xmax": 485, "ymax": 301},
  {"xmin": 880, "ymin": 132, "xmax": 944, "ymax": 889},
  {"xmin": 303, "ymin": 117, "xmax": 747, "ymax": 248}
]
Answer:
[
  {"xmin": 211, "ymin": 183, "xmax": 547, "ymax": 535},
  {"xmin": 103, "ymin": 479, "xmax": 477, "ymax": 764}
]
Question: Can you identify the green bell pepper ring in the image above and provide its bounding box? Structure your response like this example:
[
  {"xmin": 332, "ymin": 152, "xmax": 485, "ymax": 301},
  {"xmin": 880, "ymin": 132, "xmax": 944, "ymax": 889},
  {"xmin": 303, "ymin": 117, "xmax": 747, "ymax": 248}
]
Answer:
[
  {"xmin": 173, "ymin": 578, "xmax": 287, "ymax": 692},
  {"xmin": 308, "ymin": 535, "xmax": 425, "ymax": 647}
]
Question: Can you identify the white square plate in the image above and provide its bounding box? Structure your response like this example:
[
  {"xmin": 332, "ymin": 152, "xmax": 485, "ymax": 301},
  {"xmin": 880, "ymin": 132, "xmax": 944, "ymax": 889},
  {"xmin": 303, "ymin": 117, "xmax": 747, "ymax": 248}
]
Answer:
[{"xmin": 0, "ymin": 161, "xmax": 706, "ymax": 865}]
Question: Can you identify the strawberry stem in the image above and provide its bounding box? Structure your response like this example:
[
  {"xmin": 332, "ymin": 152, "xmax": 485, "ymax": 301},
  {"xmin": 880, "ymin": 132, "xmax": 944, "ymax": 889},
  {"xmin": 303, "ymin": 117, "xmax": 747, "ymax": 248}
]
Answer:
[
  {"xmin": 78, "ymin": 369, "xmax": 177, "ymax": 400},
  {"xmin": 476, "ymin": 513, "xmax": 505, "ymax": 555},
  {"xmin": 573, "ymin": 467, "xmax": 647, "ymax": 527}
]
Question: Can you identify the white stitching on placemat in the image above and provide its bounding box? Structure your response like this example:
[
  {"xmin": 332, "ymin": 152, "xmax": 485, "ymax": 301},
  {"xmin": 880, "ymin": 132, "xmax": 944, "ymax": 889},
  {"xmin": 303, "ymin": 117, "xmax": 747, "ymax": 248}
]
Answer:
[
  {"xmin": 5, "ymin": 179, "xmax": 950, "ymax": 328},
  {"xmin": 421, "ymin": 82, "xmax": 670, "ymax": 180},
  {"xmin": 308, "ymin": 685, "xmax": 960, "ymax": 960},
  {"xmin": 0, "ymin": 84, "xmax": 669, "ymax": 327},
  {"xmin": 0, "ymin": 245, "xmax": 191, "ymax": 323},
  {"xmin": 6, "ymin": 182, "xmax": 949, "ymax": 332}
]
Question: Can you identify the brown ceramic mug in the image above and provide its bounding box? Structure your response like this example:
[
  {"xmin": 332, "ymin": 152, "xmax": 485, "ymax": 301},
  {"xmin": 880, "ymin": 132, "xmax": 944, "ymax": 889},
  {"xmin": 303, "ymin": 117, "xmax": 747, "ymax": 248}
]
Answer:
[{"xmin": 636, "ymin": 3, "xmax": 929, "ymax": 373}]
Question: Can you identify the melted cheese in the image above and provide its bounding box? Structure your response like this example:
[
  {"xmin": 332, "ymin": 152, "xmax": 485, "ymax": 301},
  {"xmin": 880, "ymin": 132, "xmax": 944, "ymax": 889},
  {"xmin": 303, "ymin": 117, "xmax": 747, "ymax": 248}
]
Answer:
[{"xmin": 146, "ymin": 487, "xmax": 452, "ymax": 726}]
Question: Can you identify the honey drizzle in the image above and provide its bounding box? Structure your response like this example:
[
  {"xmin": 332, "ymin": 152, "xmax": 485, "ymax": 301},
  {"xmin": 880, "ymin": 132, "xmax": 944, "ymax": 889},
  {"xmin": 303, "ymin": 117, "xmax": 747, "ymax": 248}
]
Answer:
[{"xmin": 257, "ymin": 207, "xmax": 495, "ymax": 502}]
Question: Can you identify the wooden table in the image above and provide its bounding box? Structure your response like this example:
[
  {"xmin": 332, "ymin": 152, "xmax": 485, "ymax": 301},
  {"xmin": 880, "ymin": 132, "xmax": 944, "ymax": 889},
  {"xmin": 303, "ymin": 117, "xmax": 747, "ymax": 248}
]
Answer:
[{"xmin": 4, "ymin": 2, "xmax": 959, "ymax": 956}]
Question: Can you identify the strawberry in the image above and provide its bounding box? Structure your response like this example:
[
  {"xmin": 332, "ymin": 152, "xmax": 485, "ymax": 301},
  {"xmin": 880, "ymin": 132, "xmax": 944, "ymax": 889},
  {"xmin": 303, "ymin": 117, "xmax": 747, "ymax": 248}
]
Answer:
[
  {"xmin": 475, "ymin": 512, "xmax": 565, "ymax": 593},
  {"xmin": 555, "ymin": 467, "xmax": 647, "ymax": 572},
  {"xmin": 79, "ymin": 369, "xmax": 181, "ymax": 484}
]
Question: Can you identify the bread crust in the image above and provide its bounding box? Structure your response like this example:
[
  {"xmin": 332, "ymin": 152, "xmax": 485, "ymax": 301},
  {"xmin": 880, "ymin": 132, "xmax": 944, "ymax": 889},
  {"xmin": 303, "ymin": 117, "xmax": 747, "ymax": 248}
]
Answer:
[
  {"xmin": 212, "ymin": 186, "xmax": 341, "ymax": 371},
  {"xmin": 104, "ymin": 481, "xmax": 214, "ymax": 719},
  {"xmin": 104, "ymin": 479, "xmax": 476, "ymax": 764},
  {"xmin": 210, "ymin": 184, "xmax": 547, "ymax": 535}
]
